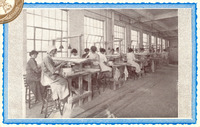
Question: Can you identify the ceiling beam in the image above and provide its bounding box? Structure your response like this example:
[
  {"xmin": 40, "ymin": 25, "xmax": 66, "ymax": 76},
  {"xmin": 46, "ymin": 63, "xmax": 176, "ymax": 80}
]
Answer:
[
  {"xmin": 140, "ymin": 10, "xmax": 178, "ymax": 23},
  {"xmin": 133, "ymin": 9, "xmax": 177, "ymax": 36},
  {"xmin": 152, "ymin": 26, "xmax": 178, "ymax": 32}
]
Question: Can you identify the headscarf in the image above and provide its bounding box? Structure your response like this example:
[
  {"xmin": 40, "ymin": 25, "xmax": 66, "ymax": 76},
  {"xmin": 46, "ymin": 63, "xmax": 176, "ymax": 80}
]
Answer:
[{"xmin": 47, "ymin": 45, "xmax": 57, "ymax": 54}]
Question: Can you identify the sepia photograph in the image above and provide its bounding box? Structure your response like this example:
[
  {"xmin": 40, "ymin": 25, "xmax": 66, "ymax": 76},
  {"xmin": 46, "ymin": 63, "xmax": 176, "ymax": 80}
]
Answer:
[
  {"xmin": 4, "ymin": 3, "xmax": 196, "ymax": 124},
  {"xmin": 23, "ymin": 8, "xmax": 178, "ymax": 118}
]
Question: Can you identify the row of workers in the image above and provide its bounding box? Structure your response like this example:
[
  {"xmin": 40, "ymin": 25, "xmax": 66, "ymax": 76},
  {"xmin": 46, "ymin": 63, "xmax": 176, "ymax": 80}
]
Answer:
[{"xmin": 26, "ymin": 45, "xmax": 168, "ymax": 106}]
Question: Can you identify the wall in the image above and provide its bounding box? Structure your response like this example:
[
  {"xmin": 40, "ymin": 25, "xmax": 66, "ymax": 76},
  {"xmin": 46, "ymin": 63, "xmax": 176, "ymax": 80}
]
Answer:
[
  {"xmin": 68, "ymin": 10, "xmax": 84, "ymax": 56},
  {"xmin": 178, "ymin": 8, "xmax": 192, "ymax": 118},
  {"xmin": 169, "ymin": 37, "xmax": 178, "ymax": 64},
  {"xmin": 8, "ymin": 11, "xmax": 25, "ymax": 118}
]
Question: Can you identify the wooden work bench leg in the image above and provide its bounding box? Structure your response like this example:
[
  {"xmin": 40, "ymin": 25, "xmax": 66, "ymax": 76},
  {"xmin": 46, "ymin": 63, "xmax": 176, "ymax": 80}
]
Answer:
[
  {"xmin": 78, "ymin": 76, "xmax": 83, "ymax": 106},
  {"xmin": 88, "ymin": 74, "xmax": 92, "ymax": 101},
  {"xmin": 113, "ymin": 67, "xmax": 117, "ymax": 90},
  {"xmin": 151, "ymin": 60, "xmax": 155, "ymax": 72},
  {"xmin": 67, "ymin": 78, "xmax": 73, "ymax": 109},
  {"xmin": 119, "ymin": 66, "xmax": 125, "ymax": 88},
  {"xmin": 113, "ymin": 81, "xmax": 117, "ymax": 90}
]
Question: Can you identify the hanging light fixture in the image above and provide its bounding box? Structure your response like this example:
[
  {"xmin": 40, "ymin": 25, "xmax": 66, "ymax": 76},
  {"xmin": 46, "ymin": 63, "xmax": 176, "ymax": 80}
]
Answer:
[
  {"xmin": 68, "ymin": 44, "xmax": 72, "ymax": 49},
  {"xmin": 59, "ymin": 44, "xmax": 64, "ymax": 49}
]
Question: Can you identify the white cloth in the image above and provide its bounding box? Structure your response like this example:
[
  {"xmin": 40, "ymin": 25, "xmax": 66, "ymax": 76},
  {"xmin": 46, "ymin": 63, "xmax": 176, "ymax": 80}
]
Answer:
[
  {"xmin": 99, "ymin": 53, "xmax": 112, "ymax": 72},
  {"xmin": 162, "ymin": 51, "xmax": 169, "ymax": 59},
  {"xmin": 71, "ymin": 54, "xmax": 79, "ymax": 58},
  {"xmin": 127, "ymin": 53, "xmax": 141, "ymax": 73},
  {"xmin": 47, "ymin": 45, "xmax": 57, "ymax": 54},
  {"xmin": 114, "ymin": 68, "xmax": 120, "ymax": 81},
  {"xmin": 40, "ymin": 72, "xmax": 54, "ymax": 86},
  {"xmin": 124, "ymin": 66, "xmax": 129, "ymax": 81},
  {"xmin": 88, "ymin": 52, "xmax": 99, "ymax": 66},
  {"xmin": 40, "ymin": 72, "xmax": 69, "ymax": 100}
]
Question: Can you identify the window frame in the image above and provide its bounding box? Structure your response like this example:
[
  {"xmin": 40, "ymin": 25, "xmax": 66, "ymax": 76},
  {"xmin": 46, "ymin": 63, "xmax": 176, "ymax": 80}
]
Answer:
[
  {"xmin": 131, "ymin": 29, "xmax": 140, "ymax": 50},
  {"xmin": 26, "ymin": 9, "xmax": 69, "ymax": 63},
  {"xmin": 84, "ymin": 16, "xmax": 105, "ymax": 50},
  {"xmin": 114, "ymin": 25, "xmax": 126, "ymax": 53}
]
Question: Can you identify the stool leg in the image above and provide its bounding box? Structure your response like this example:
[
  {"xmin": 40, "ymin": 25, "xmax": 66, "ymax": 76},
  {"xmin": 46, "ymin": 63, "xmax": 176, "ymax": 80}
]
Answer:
[
  {"xmin": 44, "ymin": 89, "xmax": 50, "ymax": 118},
  {"xmin": 40, "ymin": 101, "xmax": 45, "ymax": 114},
  {"xmin": 28, "ymin": 86, "xmax": 31, "ymax": 109},
  {"xmin": 25, "ymin": 87, "xmax": 27, "ymax": 103}
]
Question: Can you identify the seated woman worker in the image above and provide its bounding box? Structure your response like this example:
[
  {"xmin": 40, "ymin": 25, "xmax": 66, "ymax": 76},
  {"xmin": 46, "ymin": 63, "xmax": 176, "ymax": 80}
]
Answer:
[
  {"xmin": 99, "ymin": 48, "xmax": 112, "ymax": 72},
  {"xmin": 41, "ymin": 45, "xmax": 78, "ymax": 102},
  {"xmin": 26, "ymin": 50, "xmax": 44, "ymax": 102},
  {"xmin": 127, "ymin": 48, "xmax": 142, "ymax": 76}
]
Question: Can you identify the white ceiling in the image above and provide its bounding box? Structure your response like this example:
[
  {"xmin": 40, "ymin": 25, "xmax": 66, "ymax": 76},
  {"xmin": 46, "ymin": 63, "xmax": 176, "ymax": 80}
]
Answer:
[{"xmin": 114, "ymin": 9, "xmax": 178, "ymax": 39}]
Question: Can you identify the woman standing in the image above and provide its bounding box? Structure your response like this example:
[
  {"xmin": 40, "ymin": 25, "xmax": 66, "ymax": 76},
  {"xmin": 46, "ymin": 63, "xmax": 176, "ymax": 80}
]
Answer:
[{"xmin": 26, "ymin": 50, "xmax": 44, "ymax": 102}]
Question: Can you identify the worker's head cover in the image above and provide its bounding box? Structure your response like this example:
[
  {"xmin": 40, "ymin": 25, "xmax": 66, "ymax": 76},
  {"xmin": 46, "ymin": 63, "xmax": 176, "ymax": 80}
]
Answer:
[{"xmin": 47, "ymin": 45, "xmax": 57, "ymax": 54}]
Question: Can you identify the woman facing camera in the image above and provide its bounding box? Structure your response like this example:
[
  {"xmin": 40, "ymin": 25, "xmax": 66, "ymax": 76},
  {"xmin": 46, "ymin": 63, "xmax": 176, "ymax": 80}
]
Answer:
[
  {"xmin": 26, "ymin": 50, "xmax": 44, "ymax": 102},
  {"xmin": 87, "ymin": 46, "xmax": 100, "ymax": 68}
]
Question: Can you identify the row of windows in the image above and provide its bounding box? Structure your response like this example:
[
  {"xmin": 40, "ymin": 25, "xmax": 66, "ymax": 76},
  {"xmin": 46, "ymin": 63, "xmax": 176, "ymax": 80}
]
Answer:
[
  {"xmin": 26, "ymin": 10, "xmax": 170, "ymax": 63},
  {"xmin": 84, "ymin": 16, "xmax": 105, "ymax": 50},
  {"xmin": 131, "ymin": 30, "xmax": 169, "ymax": 52},
  {"xmin": 26, "ymin": 9, "xmax": 69, "ymax": 64}
]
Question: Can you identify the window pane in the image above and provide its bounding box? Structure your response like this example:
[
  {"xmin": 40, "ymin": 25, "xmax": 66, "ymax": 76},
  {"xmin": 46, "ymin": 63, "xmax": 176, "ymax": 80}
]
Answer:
[
  {"xmin": 26, "ymin": 9, "xmax": 68, "ymax": 61},
  {"xmin": 35, "ymin": 41, "xmax": 42, "ymax": 51},
  {"xmin": 42, "ymin": 17, "xmax": 49, "ymax": 28},
  {"xmin": 49, "ymin": 31, "xmax": 56, "ymax": 40},
  {"xmin": 63, "ymin": 31, "xmax": 67, "ymax": 38},
  {"xmin": 62, "ymin": 11, "xmax": 67, "ymax": 21},
  {"xmin": 35, "ymin": 10, "xmax": 41, "ymax": 15},
  {"xmin": 27, "ymin": 27, "xmax": 34, "ymax": 39},
  {"xmin": 114, "ymin": 25, "xmax": 126, "ymax": 53},
  {"xmin": 84, "ymin": 17, "xmax": 104, "ymax": 48},
  {"xmin": 56, "ymin": 31, "xmax": 61, "ymax": 39},
  {"xmin": 43, "ymin": 10, "xmax": 49, "ymax": 17},
  {"xmin": 42, "ymin": 29, "xmax": 49, "ymax": 40},
  {"xmin": 27, "ymin": 14, "xmax": 34, "ymax": 26},
  {"xmin": 35, "ymin": 53, "xmax": 42, "ymax": 64},
  {"xmin": 35, "ymin": 16, "xmax": 41, "ymax": 27},
  {"xmin": 42, "ymin": 41, "xmax": 49, "ymax": 51},
  {"xmin": 36, "ymin": 29, "xmax": 42, "ymax": 39},
  {"xmin": 56, "ymin": 10, "xmax": 62, "ymax": 20},
  {"xmin": 27, "ymin": 40, "xmax": 34, "ymax": 52},
  {"xmin": 55, "ymin": 42, "xmax": 61, "ymax": 51},
  {"xmin": 62, "ymin": 42, "xmax": 68, "ymax": 51},
  {"xmin": 56, "ymin": 20, "xmax": 61, "ymax": 30},
  {"xmin": 62, "ymin": 21, "xmax": 67, "ymax": 31},
  {"xmin": 49, "ymin": 19, "xmax": 55, "ymax": 29},
  {"xmin": 26, "ymin": 9, "xmax": 34, "ymax": 14},
  {"xmin": 49, "ymin": 10, "xmax": 55, "ymax": 18}
]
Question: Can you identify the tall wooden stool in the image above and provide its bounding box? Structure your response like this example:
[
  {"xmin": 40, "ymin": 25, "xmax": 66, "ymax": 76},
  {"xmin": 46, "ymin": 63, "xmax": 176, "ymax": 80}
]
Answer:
[
  {"xmin": 41, "ymin": 86, "xmax": 65, "ymax": 118},
  {"xmin": 23, "ymin": 74, "xmax": 36, "ymax": 109}
]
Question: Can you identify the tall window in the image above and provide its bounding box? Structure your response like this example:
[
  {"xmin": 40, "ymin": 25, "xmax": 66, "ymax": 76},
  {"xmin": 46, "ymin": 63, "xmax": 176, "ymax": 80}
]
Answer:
[
  {"xmin": 26, "ymin": 9, "xmax": 68, "ymax": 64},
  {"xmin": 166, "ymin": 40, "xmax": 169, "ymax": 48},
  {"xmin": 84, "ymin": 17, "xmax": 104, "ymax": 50},
  {"xmin": 162, "ymin": 39, "xmax": 166, "ymax": 51},
  {"xmin": 114, "ymin": 25, "xmax": 126, "ymax": 53},
  {"xmin": 157, "ymin": 37, "xmax": 161, "ymax": 52},
  {"xmin": 151, "ymin": 36, "xmax": 156, "ymax": 51},
  {"xmin": 131, "ymin": 30, "xmax": 139, "ymax": 50},
  {"xmin": 143, "ymin": 33, "xmax": 149, "ymax": 50}
]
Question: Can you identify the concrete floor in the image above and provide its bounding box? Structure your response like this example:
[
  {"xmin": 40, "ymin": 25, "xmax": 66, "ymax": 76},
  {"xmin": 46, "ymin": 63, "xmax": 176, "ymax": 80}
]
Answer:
[{"xmin": 26, "ymin": 64, "xmax": 178, "ymax": 118}]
